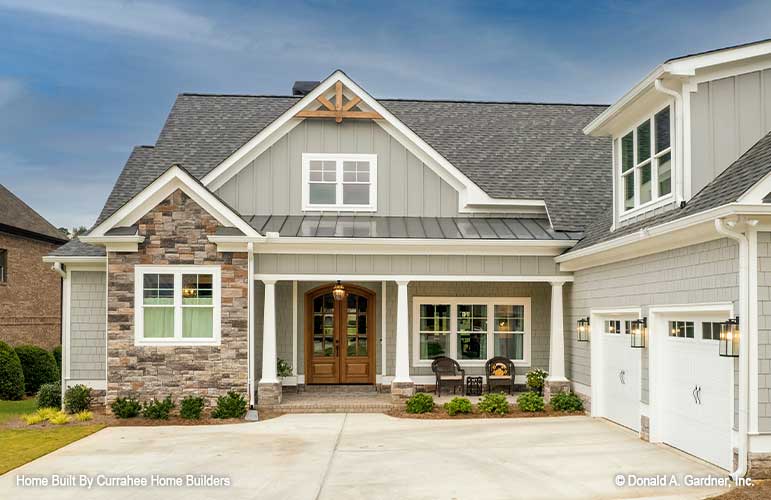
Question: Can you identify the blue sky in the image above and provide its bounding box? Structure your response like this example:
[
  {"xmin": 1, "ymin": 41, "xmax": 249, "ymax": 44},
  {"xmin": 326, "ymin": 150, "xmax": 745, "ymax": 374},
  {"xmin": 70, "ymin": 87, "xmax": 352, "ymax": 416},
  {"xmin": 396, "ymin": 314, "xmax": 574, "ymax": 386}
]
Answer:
[{"xmin": 0, "ymin": 0, "xmax": 769, "ymax": 229}]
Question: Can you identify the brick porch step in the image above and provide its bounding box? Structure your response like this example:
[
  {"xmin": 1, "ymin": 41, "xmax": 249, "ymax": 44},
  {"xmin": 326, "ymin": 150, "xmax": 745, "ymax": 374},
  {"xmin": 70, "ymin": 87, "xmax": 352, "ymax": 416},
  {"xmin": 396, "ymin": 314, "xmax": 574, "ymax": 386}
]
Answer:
[
  {"xmin": 300, "ymin": 384, "xmax": 378, "ymax": 394},
  {"xmin": 259, "ymin": 392, "xmax": 396, "ymax": 413}
]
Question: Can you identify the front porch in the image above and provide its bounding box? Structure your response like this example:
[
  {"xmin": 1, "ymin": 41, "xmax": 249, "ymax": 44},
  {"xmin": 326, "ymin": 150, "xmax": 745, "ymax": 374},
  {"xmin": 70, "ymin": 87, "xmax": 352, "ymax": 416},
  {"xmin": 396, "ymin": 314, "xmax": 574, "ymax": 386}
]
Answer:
[{"xmin": 250, "ymin": 266, "xmax": 573, "ymax": 407}]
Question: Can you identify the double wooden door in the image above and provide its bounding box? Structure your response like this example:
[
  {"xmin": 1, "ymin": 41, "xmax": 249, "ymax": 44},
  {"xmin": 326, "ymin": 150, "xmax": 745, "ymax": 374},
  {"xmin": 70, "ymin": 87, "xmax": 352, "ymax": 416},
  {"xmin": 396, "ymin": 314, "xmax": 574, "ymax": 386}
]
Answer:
[{"xmin": 305, "ymin": 284, "xmax": 375, "ymax": 384}]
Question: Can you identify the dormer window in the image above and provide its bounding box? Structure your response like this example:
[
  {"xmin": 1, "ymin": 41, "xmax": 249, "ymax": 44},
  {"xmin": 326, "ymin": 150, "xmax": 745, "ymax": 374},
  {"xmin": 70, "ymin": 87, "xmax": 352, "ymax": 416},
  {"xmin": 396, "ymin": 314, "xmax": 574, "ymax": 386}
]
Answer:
[
  {"xmin": 302, "ymin": 153, "xmax": 377, "ymax": 211},
  {"xmin": 619, "ymin": 106, "xmax": 672, "ymax": 214}
]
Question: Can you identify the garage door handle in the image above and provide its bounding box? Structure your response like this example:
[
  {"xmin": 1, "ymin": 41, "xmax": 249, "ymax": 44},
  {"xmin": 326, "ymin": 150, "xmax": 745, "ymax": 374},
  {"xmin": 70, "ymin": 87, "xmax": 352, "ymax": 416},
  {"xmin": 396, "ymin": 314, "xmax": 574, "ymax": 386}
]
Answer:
[
  {"xmin": 619, "ymin": 370, "xmax": 625, "ymax": 384},
  {"xmin": 692, "ymin": 385, "xmax": 702, "ymax": 405}
]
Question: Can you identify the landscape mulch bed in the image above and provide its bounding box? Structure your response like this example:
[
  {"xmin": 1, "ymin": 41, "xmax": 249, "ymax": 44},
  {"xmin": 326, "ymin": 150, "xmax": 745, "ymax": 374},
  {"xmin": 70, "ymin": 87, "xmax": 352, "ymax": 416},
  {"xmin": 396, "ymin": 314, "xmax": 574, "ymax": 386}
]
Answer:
[
  {"xmin": 708, "ymin": 480, "xmax": 771, "ymax": 499},
  {"xmin": 388, "ymin": 406, "xmax": 583, "ymax": 419}
]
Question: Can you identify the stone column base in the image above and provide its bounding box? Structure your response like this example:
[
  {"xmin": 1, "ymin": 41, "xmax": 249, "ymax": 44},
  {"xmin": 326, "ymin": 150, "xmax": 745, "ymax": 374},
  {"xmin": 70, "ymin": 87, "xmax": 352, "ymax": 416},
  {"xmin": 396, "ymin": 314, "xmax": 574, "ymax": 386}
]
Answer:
[
  {"xmin": 749, "ymin": 452, "xmax": 771, "ymax": 479},
  {"xmin": 258, "ymin": 382, "xmax": 282, "ymax": 405},
  {"xmin": 640, "ymin": 415, "xmax": 650, "ymax": 441},
  {"xmin": 543, "ymin": 379, "xmax": 570, "ymax": 402},
  {"xmin": 390, "ymin": 381, "xmax": 415, "ymax": 403}
]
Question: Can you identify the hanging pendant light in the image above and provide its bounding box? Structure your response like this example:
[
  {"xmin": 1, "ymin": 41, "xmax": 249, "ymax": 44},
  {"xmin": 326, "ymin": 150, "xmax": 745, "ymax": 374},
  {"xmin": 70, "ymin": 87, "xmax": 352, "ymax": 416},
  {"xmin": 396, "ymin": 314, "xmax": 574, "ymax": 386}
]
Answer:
[{"xmin": 332, "ymin": 280, "xmax": 346, "ymax": 301}]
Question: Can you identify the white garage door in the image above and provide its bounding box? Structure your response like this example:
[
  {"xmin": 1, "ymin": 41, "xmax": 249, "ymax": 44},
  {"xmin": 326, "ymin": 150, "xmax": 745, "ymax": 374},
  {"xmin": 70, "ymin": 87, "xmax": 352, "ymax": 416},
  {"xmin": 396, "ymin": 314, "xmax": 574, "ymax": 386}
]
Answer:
[
  {"xmin": 599, "ymin": 319, "xmax": 641, "ymax": 431},
  {"xmin": 659, "ymin": 317, "xmax": 732, "ymax": 470}
]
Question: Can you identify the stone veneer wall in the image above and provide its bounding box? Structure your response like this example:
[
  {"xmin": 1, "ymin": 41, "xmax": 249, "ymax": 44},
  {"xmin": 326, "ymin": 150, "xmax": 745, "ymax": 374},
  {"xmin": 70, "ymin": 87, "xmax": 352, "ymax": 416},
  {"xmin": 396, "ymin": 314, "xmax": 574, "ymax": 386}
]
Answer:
[{"xmin": 106, "ymin": 189, "xmax": 248, "ymax": 408}]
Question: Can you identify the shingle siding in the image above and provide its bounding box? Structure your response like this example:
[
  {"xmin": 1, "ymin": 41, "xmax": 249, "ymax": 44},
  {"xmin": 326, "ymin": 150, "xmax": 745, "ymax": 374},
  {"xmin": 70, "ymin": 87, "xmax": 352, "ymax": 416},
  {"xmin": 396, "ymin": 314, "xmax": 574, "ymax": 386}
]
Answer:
[
  {"xmin": 566, "ymin": 238, "xmax": 740, "ymax": 407},
  {"xmin": 69, "ymin": 271, "xmax": 106, "ymax": 380},
  {"xmin": 757, "ymin": 232, "xmax": 771, "ymax": 432}
]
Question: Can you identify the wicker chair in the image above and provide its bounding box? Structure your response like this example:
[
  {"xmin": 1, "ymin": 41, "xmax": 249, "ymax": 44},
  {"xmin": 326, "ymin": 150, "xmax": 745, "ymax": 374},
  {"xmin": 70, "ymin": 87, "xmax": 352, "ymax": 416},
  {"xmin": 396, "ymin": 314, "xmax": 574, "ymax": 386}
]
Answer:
[
  {"xmin": 485, "ymin": 356, "xmax": 516, "ymax": 394},
  {"xmin": 431, "ymin": 356, "xmax": 465, "ymax": 396}
]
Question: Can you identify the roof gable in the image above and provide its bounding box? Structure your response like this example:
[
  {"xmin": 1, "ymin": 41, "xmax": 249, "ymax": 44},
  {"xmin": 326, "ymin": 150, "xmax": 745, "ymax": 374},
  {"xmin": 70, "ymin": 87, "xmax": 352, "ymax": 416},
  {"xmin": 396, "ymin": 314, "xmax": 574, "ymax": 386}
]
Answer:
[{"xmin": 0, "ymin": 184, "xmax": 67, "ymax": 243}]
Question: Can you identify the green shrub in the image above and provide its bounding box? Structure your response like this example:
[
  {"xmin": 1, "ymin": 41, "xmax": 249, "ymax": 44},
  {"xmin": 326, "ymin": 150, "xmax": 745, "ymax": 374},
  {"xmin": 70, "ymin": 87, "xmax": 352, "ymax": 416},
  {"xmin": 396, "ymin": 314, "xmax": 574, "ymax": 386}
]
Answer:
[
  {"xmin": 517, "ymin": 391, "xmax": 545, "ymax": 412},
  {"xmin": 0, "ymin": 341, "xmax": 25, "ymax": 400},
  {"xmin": 405, "ymin": 393, "xmax": 435, "ymax": 414},
  {"xmin": 111, "ymin": 397, "xmax": 141, "ymax": 418},
  {"xmin": 52, "ymin": 346, "xmax": 62, "ymax": 373},
  {"xmin": 443, "ymin": 397, "xmax": 472, "ymax": 416},
  {"xmin": 478, "ymin": 392, "xmax": 510, "ymax": 415},
  {"xmin": 49, "ymin": 411, "xmax": 71, "ymax": 425},
  {"xmin": 526, "ymin": 369, "xmax": 548, "ymax": 394},
  {"xmin": 37, "ymin": 382, "xmax": 61, "ymax": 409},
  {"xmin": 180, "ymin": 395, "xmax": 205, "ymax": 420},
  {"xmin": 211, "ymin": 391, "xmax": 247, "ymax": 419},
  {"xmin": 75, "ymin": 410, "xmax": 93, "ymax": 422},
  {"xmin": 14, "ymin": 345, "xmax": 58, "ymax": 395},
  {"xmin": 277, "ymin": 358, "xmax": 293, "ymax": 378},
  {"xmin": 64, "ymin": 384, "xmax": 92, "ymax": 413},
  {"xmin": 550, "ymin": 392, "xmax": 584, "ymax": 412},
  {"xmin": 141, "ymin": 396, "xmax": 175, "ymax": 420}
]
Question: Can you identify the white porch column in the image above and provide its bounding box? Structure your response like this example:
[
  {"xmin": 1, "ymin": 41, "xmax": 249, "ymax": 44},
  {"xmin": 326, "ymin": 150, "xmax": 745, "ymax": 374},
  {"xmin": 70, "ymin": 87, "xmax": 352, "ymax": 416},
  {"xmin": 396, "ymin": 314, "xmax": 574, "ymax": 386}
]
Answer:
[
  {"xmin": 391, "ymin": 280, "xmax": 415, "ymax": 400},
  {"xmin": 546, "ymin": 281, "xmax": 569, "ymax": 400},
  {"xmin": 257, "ymin": 279, "xmax": 282, "ymax": 405},
  {"xmin": 260, "ymin": 279, "xmax": 278, "ymax": 384}
]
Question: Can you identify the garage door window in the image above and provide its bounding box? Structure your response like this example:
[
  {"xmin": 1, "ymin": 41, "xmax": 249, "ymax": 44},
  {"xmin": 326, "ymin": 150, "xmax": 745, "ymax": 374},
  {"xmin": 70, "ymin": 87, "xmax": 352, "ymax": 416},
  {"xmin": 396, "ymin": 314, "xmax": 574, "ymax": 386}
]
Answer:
[
  {"xmin": 702, "ymin": 322, "xmax": 722, "ymax": 341},
  {"xmin": 669, "ymin": 321, "xmax": 694, "ymax": 338},
  {"xmin": 604, "ymin": 320, "xmax": 621, "ymax": 334}
]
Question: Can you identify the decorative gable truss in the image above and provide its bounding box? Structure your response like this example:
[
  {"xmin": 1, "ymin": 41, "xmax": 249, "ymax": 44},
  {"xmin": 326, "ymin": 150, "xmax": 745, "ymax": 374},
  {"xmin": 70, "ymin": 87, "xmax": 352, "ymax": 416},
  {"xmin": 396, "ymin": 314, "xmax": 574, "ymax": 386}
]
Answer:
[
  {"xmin": 202, "ymin": 71, "xmax": 546, "ymax": 215},
  {"xmin": 81, "ymin": 165, "xmax": 263, "ymax": 252}
]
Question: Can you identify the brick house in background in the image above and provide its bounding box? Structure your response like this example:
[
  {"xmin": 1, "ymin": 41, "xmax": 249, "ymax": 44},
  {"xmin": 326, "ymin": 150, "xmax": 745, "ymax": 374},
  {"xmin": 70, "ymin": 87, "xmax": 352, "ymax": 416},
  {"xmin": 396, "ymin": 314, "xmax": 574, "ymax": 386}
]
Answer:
[{"xmin": 0, "ymin": 184, "xmax": 68, "ymax": 349}]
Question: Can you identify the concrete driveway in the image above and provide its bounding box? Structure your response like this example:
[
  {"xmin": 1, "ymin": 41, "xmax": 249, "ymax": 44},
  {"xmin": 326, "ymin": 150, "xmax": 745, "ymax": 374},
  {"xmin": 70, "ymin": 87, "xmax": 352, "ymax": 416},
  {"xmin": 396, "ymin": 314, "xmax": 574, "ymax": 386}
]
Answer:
[{"xmin": 1, "ymin": 414, "xmax": 729, "ymax": 499}]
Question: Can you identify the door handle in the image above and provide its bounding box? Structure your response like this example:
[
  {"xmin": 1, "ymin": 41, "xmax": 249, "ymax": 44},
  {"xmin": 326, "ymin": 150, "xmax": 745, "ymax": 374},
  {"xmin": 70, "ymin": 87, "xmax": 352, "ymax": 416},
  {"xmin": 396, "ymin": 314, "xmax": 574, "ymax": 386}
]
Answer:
[
  {"xmin": 619, "ymin": 370, "xmax": 625, "ymax": 384},
  {"xmin": 692, "ymin": 385, "xmax": 702, "ymax": 405}
]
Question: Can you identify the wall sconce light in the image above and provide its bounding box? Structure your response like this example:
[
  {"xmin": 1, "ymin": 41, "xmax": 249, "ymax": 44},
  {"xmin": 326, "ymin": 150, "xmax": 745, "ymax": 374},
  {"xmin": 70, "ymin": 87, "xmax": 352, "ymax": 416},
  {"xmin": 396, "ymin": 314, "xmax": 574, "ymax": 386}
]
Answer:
[
  {"xmin": 630, "ymin": 317, "xmax": 647, "ymax": 348},
  {"xmin": 719, "ymin": 316, "xmax": 739, "ymax": 358},
  {"xmin": 577, "ymin": 317, "xmax": 590, "ymax": 342}
]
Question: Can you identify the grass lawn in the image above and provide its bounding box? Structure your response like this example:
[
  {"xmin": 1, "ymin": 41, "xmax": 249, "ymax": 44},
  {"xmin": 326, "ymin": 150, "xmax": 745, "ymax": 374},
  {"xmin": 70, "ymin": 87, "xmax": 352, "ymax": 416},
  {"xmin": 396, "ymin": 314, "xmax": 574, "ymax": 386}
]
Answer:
[
  {"xmin": 0, "ymin": 425, "xmax": 104, "ymax": 475},
  {"xmin": 0, "ymin": 399, "xmax": 105, "ymax": 475},
  {"xmin": 0, "ymin": 399, "xmax": 37, "ymax": 423}
]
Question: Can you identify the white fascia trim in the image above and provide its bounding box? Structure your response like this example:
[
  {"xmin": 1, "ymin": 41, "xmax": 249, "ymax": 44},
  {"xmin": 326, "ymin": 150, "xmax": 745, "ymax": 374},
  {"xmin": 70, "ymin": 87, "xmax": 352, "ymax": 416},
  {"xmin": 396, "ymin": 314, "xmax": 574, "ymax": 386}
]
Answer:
[
  {"xmin": 200, "ymin": 70, "xmax": 536, "ymax": 213},
  {"xmin": 79, "ymin": 235, "xmax": 144, "ymax": 244},
  {"xmin": 42, "ymin": 256, "xmax": 107, "ymax": 264},
  {"xmin": 586, "ymin": 40, "xmax": 771, "ymax": 136},
  {"xmin": 555, "ymin": 203, "xmax": 771, "ymax": 268},
  {"xmin": 217, "ymin": 237, "xmax": 576, "ymax": 256},
  {"xmin": 89, "ymin": 165, "xmax": 262, "ymax": 239},
  {"xmin": 253, "ymin": 273, "xmax": 573, "ymax": 283}
]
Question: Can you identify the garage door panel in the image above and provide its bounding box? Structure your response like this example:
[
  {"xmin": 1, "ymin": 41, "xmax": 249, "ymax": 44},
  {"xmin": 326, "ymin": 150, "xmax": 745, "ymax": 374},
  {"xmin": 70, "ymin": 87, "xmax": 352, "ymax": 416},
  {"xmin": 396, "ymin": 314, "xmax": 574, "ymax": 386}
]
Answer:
[
  {"xmin": 659, "ymin": 318, "xmax": 731, "ymax": 470},
  {"xmin": 600, "ymin": 332, "xmax": 640, "ymax": 432}
]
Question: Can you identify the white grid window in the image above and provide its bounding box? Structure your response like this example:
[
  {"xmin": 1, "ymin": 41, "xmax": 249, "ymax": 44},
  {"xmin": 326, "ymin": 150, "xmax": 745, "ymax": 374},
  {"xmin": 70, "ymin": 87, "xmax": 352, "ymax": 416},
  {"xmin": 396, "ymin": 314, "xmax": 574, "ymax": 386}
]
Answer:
[
  {"xmin": 303, "ymin": 153, "xmax": 377, "ymax": 211},
  {"xmin": 619, "ymin": 105, "xmax": 672, "ymax": 214},
  {"xmin": 134, "ymin": 265, "xmax": 221, "ymax": 346},
  {"xmin": 413, "ymin": 297, "xmax": 531, "ymax": 367}
]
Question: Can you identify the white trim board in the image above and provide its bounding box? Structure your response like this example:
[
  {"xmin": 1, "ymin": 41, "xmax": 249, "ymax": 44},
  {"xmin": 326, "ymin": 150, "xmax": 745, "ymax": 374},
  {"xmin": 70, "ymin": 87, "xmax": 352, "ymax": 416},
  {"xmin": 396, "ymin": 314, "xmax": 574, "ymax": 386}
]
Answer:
[
  {"xmin": 254, "ymin": 274, "xmax": 573, "ymax": 283},
  {"xmin": 88, "ymin": 165, "xmax": 262, "ymax": 239}
]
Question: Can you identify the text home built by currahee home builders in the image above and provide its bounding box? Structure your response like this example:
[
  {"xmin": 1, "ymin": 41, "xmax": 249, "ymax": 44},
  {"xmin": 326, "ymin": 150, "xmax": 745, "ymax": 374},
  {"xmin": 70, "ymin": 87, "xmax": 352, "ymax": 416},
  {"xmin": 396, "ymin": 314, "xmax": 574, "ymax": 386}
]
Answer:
[{"xmin": 45, "ymin": 39, "xmax": 771, "ymax": 479}]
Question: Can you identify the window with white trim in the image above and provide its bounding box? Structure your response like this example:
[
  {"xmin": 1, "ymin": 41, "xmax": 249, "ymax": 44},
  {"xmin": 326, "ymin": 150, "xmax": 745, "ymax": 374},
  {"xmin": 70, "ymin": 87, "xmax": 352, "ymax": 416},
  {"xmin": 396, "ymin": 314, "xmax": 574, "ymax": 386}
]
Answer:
[
  {"xmin": 619, "ymin": 106, "xmax": 672, "ymax": 213},
  {"xmin": 413, "ymin": 297, "xmax": 530, "ymax": 366},
  {"xmin": 302, "ymin": 153, "xmax": 377, "ymax": 211},
  {"xmin": 134, "ymin": 266, "xmax": 221, "ymax": 345},
  {"xmin": 668, "ymin": 320, "xmax": 694, "ymax": 339}
]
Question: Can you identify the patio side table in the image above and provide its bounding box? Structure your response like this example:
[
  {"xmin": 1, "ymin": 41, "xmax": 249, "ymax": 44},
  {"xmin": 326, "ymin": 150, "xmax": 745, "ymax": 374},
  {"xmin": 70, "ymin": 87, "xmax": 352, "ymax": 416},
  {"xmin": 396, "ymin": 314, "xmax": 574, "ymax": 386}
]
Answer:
[{"xmin": 466, "ymin": 376, "xmax": 483, "ymax": 396}]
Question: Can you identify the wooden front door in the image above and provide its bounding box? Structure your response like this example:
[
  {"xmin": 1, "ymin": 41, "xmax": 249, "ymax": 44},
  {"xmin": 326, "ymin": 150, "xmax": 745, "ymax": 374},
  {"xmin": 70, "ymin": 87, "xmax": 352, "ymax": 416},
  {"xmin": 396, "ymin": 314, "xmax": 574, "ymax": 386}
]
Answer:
[{"xmin": 305, "ymin": 284, "xmax": 375, "ymax": 384}]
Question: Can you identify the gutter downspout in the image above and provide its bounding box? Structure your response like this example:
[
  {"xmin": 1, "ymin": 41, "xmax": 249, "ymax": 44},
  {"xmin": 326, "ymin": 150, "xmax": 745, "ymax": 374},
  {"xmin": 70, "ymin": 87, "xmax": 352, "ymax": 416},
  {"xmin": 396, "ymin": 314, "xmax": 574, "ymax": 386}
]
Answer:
[
  {"xmin": 247, "ymin": 242, "xmax": 255, "ymax": 409},
  {"xmin": 53, "ymin": 262, "xmax": 66, "ymax": 409},
  {"xmin": 715, "ymin": 218, "xmax": 751, "ymax": 480},
  {"xmin": 654, "ymin": 79, "xmax": 685, "ymax": 205}
]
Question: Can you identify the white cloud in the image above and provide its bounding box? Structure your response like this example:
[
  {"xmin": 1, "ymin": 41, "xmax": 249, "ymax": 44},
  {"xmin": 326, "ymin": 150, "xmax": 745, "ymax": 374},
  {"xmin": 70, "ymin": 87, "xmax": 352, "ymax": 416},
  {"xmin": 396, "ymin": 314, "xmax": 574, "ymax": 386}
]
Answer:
[{"xmin": 0, "ymin": 0, "xmax": 239, "ymax": 48}]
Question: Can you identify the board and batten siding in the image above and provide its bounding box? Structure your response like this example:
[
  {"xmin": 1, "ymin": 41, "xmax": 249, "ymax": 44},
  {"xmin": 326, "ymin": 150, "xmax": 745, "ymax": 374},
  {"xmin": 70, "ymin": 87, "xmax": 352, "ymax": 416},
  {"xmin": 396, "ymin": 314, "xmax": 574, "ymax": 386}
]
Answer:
[
  {"xmin": 756, "ymin": 232, "xmax": 771, "ymax": 432},
  {"xmin": 565, "ymin": 238, "xmax": 739, "ymax": 407},
  {"xmin": 690, "ymin": 69, "xmax": 771, "ymax": 197},
  {"xmin": 216, "ymin": 119, "xmax": 459, "ymax": 217},
  {"xmin": 69, "ymin": 271, "xmax": 106, "ymax": 381},
  {"xmin": 254, "ymin": 254, "xmax": 569, "ymax": 277}
]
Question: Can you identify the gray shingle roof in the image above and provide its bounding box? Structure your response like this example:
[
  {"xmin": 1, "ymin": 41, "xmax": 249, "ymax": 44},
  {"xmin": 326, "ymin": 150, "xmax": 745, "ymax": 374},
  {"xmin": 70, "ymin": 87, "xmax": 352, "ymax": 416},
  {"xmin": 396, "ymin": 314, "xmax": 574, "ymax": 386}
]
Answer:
[
  {"xmin": 49, "ymin": 238, "xmax": 105, "ymax": 257},
  {"xmin": 95, "ymin": 94, "xmax": 610, "ymax": 232},
  {"xmin": 240, "ymin": 215, "xmax": 583, "ymax": 240},
  {"xmin": 0, "ymin": 184, "xmax": 68, "ymax": 242},
  {"xmin": 570, "ymin": 131, "xmax": 771, "ymax": 253}
]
